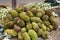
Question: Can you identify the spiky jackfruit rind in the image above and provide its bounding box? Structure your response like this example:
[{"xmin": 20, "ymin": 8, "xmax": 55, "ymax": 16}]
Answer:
[
  {"xmin": 18, "ymin": 32, "xmax": 23, "ymax": 40},
  {"xmin": 32, "ymin": 22, "xmax": 39, "ymax": 32},
  {"xmin": 19, "ymin": 12, "xmax": 30, "ymax": 22},
  {"xmin": 4, "ymin": 21, "xmax": 14, "ymax": 29},
  {"xmin": 31, "ymin": 17, "xmax": 42, "ymax": 23},
  {"xmin": 26, "ymin": 23, "xmax": 32, "ymax": 30},
  {"xmin": 16, "ymin": 6, "xmax": 24, "ymax": 13},
  {"xmin": 17, "ymin": 19, "xmax": 25, "ymax": 27},
  {"xmin": 28, "ymin": 30, "xmax": 38, "ymax": 40},
  {"xmin": 42, "ymin": 31, "xmax": 49, "ymax": 39},
  {"xmin": 37, "ymin": 29, "xmax": 43, "ymax": 37},
  {"xmin": 23, "ymin": 32, "xmax": 31, "ymax": 40},
  {"xmin": 43, "ymin": 21, "xmax": 50, "ymax": 26},
  {"xmin": 9, "ymin": 10, "xmax": 18, "ymax": 17},
  {"xmin": 5, "ymin": 29, "xmax": 17, "ymax": 37},
  {"xmin": 21, "ymin": 27, "xmax": 27, "ymax": 33}
]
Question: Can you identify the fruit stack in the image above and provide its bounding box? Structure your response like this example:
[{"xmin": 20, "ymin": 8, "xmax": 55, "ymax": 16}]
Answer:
[{"xmin": 1, "ymin": 6, "xmax": 58, "ymax": 40}]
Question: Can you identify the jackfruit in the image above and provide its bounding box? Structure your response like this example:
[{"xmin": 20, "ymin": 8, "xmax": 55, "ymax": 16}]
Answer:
[
  {"xmin": 41, "ymin": 24, "xmax": 47, "ymax": 31},
  {"xmin": 23, "ymin": 32, "xmax": 31, "ymax": 40},
  {"xmin": 42, "ymin": 31, "xmax": 49, "ymax": 39},
  {"xmin": 16, "ymin": 6, "xmax": 24, "ymax": 13},
  {"xmin": 14, "ymin": 24, "xmax": 21, "ymax": 32},
  {"xmin": 31, "ymin": 17, "xmax": 42, "ymax": 23},
  {"xmin": 28, "ymin": 30, "xmax": 38, "ymax": 40},
  {"xmin": 17, "ymin": 19, "xmax": 25, "ymax": 27},
  {"xmin": 42, "ymin": 15, "xmax": 49, "ymax": 21},
  {"xmin": 36, "ymin": 12, "xmax": 42, "ymax": 18},
  {"xmin": 19, "ymin": 12, "xmax": 30, "ymax": 22},
  {"xmin": 37, "ymin": 29, "xmax": 43, "ymax": 37},
  {"xmin": 4, "ymin": 21, "xmax": 14, "ymax": 29},
  {"xmin": 9, "ymin": 10, "xmax": 18, "ymax": 17},
  {"xmin": 32, "ymin": 22, "xmax": 39, "ymax": 32},
  {"xmin": 18, "ymin": 32, "xmax": 23, "ymax": 40},
  {"xmin": 27, "ymin": 11, "xmax": 34, "ymax": 17},
  {"xmin": 43, "ymin": 21, "xmax": 50, "ymax": 26},
  {"xmin": 26, "ymin": 23, "xmax": 32, "ymax": 30},
  {"xmin": 21, "ymin": 27, "xmax": 27, "ymax": 33},
  {"xmin": 4, "ymin": 29, "xmax": 17, "ymax": 37}
]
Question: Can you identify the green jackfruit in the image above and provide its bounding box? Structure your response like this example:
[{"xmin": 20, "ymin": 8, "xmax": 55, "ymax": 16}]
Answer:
[
  {"xmin": 16, "ymin": 6, "xmax": 24, "ymax": 13},
  {"xmin": 19, "ymin": 12, "xmax": 30, "ymax": 22},
  {"xmin": 46, "ymin": 27, "xmax": 50, "ymax": 32},
  {"xmin": 14, "ymin": 24, "xmax": 21, "ymax": 32},
  {"xmin": 17, "ymin": 19, "xmax": 25, "ymax": 27},
  {"xmin": 42, "ymin": 15, "xmax": 49, "ymax": 21},
  {"xmin": 9, "ymin": 10, "xmax": 18, "ymax": 17},
  {"xmin": 21, "ymin": 27, "xmax": 27, "ymax": 33},
  {"xmin": 48, "ymin": 25, "xmax": 53, "ymax": 31},
  {"xmin": 37, "ymin": 29, "xmax": 43, "ymax": 37},
  {"xmin": 43, "ymin": 21, "xmax": 50, "ymax": 26},
  {"xmin": 27, "ymin": 11, "xmax": 34, "ymax": 17},
  {"xmin": 31, "ymin": 8, "xmax": 37, "ymax": 14},
  {"xmin": 45, "ymin": 10, "xmax": 52, "ymax": 16},
  {"xmin": 36, "ymin": 12, "xmax": 42, "ymax": 18},
  {"xmin": 41, "ymin": 24, "xmax": 47, "ymax": 31},
  {"xmin": 37, "ymin": 9, "xmax": 45, "ymax": 15},
  {"xmin": 4, "ymin": 21, "xmax": 14, "ymax": 29},
  {"xmin": 18, "ymin": 32, "xmax": 23, "ymax": 40},
  {"xmin": 28, "ymin": 30, "xmax": 38, "ymax": 40},
  {"xmin": 31, "ymin": 17, "xmax": 42, "ymax": 23},
  {"xmin": 37, "ymin": 22, "xmax": 42, "ymax": 28},
  {"xmin": 42, "ymin": 31, "xmax": 49, "ymax": 39},
  {"xmin": 5, "ymin": 29, "xmax": 17, "ymax": 37},
  {"xmin": 23, "ymin": 32, "xmax": 31, "ymax": 40},
  {"xmin": 26, "ymin": 23, "xmax": 32, "ymax": 30},
  {"xmin": 14, "ymin": 17, "xmax": 20, "ymax": 24},
  {"xmin": 32, "ymin": 22, "xmax": 39, "ymax": 32},
  {"xmin": 7, "ymin": 14, "xmax": 13, "ymax": 21},
  {"xmin": 49, "ymin": 16, "xmax": 58, "ymax": 29}
]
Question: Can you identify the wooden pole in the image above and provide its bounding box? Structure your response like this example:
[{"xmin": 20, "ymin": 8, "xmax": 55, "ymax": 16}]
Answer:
[{"xmin": 12, "ymin": 0, "xmax": 16, "ymax": 9}]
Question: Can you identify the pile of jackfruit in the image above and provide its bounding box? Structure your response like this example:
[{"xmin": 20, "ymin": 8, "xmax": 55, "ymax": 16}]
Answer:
[{"xmin": 1, "ymin": 6, "xmax": 58, "ymax": 40}]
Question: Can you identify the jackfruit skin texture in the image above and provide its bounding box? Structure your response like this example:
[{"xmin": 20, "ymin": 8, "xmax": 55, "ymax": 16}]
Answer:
[
  {"xmin": 41, "ymin": 24, "xmax": 47, "ymax": 31},
  {"xmin": 46, "ymin": 27, "xmax": 50, "ymax": 32},
  {"xmin": 23, "ymin": 32, "xmax": 31, "ymax": 40},
  {"xmin": 26, "ymin": 23, "xmax": 32, "ymax": 30},
  {"xmin": 27, "ymin": 11, "xmax": 34, "ymax": 17},
  {"xmin": 45, "ymin": 10, "xmax": 52, "ymax": 16},
  {"xmin": 17, "ymin": 19, "xmax": 25, "ymax": 27},
  {"xmin": 18, "ymin": 32, "xmax": 23, "ymax": 40},
  {"xmin": 42, "ymin": 15, "xmax": 49, "ymax": 21},
  {"xmin": 28, "ymin": 30, "xmax": 38, "ymax": 40},
  {"xmin": 4, "ymin": 21, "xmax": 14, "ymax": 29},
  {"xmin": 31, "ymin": 8, "xmax": 37, "ymax": 14},
  {"xmin": 37, "ymin": 29, "xmax": 43, "ymax": 37},
  {"xmin": 31, "ymin": 17, "xmax": 42, "ymax": 23},
  {"xmin": 4, "ymin": 29, "xmax": 17, "ymax": 37},
  {"xmin": 42, "ymin": 31, "xmax": 49, "ymax": 39},
  {"xmin": 48, "ymin": 25, "xmax": 53, "ymax": 31},
  {"xmin": 36, "ymin": 12, "xmax": 42, "ymax": 18},
  {"xmin": 43, "ymin": 21, "xmax": 50, "ymax": 26},
  {"xmin": 19, "ymin": 12, "xmax": 30, "ymax": 22},
  {"xmin": 14, "ymin": 24, "xmax": 21, "ymax": 32},
  {"xmin": 9, "ymin": 10, "xmax": 18, "ymax": 17},
  {"xmin": 14, "ymin": 17, "xmax": 20, "ymax": 24},
  {"xmin": 16, "ymin": 6, "xmax": 24, "ymax": 13},
  {"xmin": 49, "ymin": 16, "xmax": 58, "ymax": 29},
  {"xmin": 37, "ymin": 22, "xmax": 42, "ymax": 28},
  {"xmin": 21, "ymin": 27, "xmax": 27, "ymax": 33},
  {"xmin": 32, "ymin": 22, "xmax": 39, "ymax": 32},
  {"xmin": 7, "ymin": 14, "xmax": 13, "ymax": 21},
  {"xmin": 37, "ymin": 9, "xmax": 45, "ymax": 15}
]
